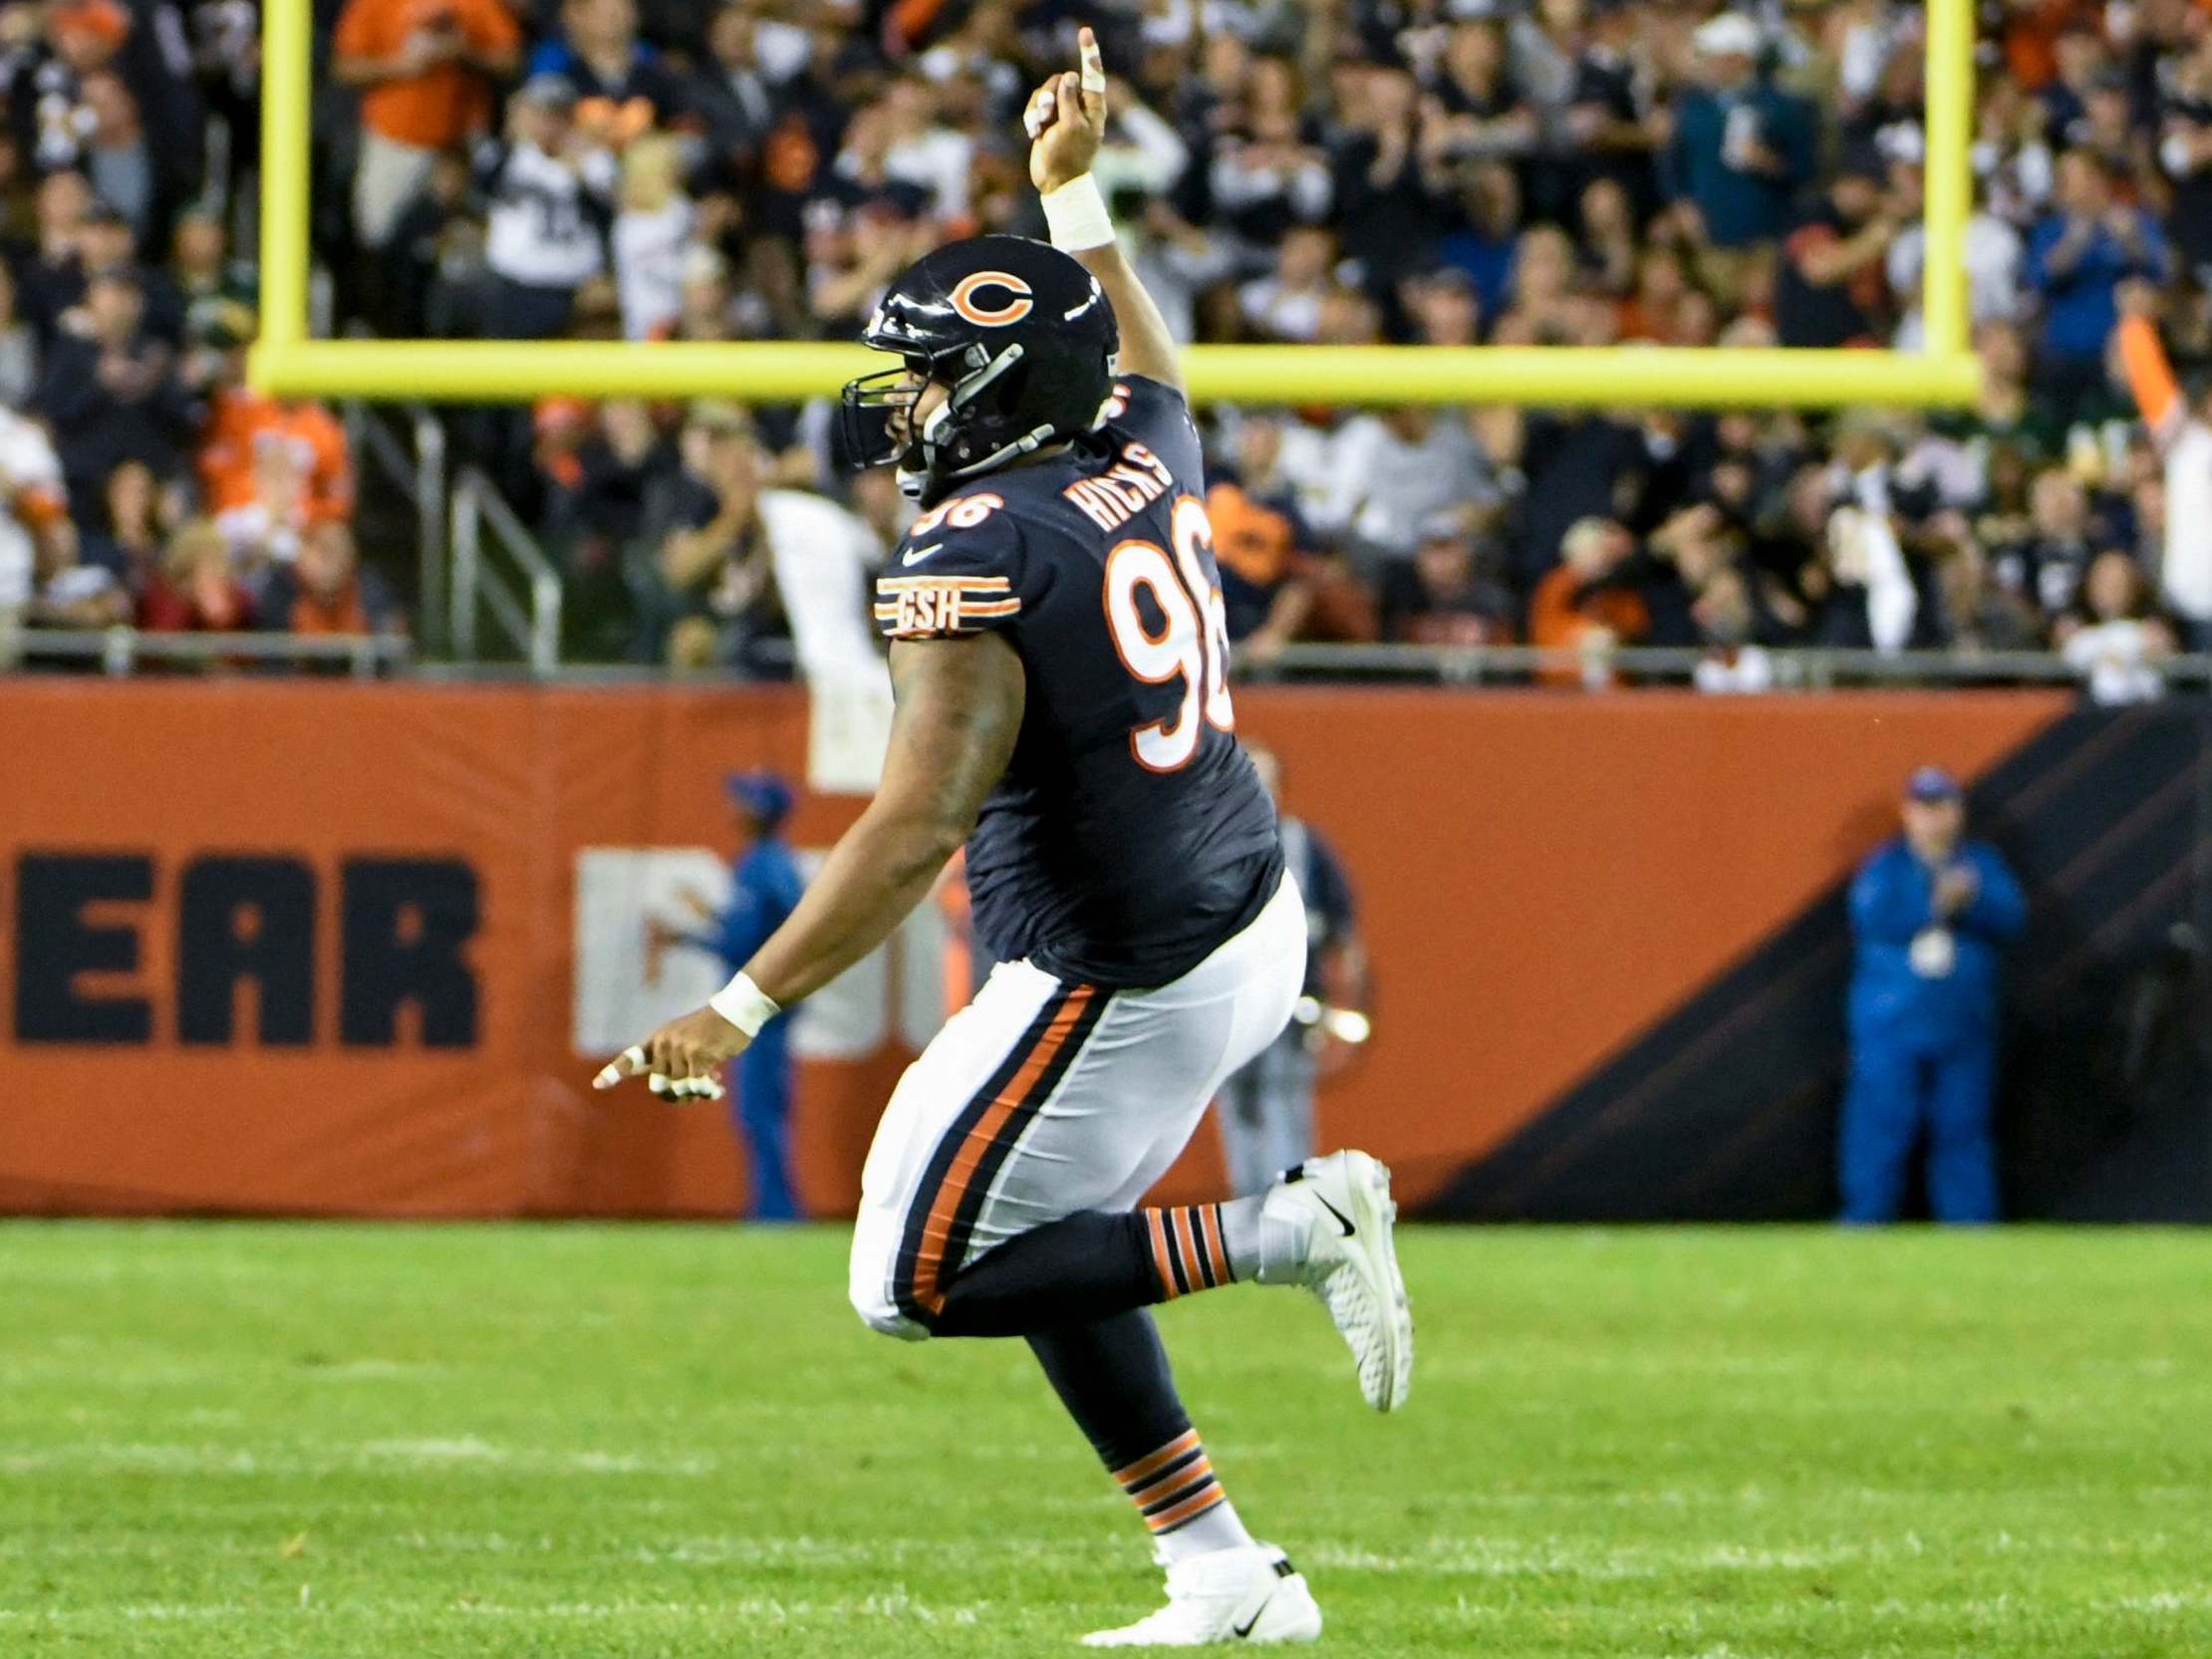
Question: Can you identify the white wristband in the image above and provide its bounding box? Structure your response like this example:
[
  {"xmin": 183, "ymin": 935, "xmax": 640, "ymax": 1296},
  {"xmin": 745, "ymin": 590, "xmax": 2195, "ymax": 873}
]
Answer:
[
  {"xmin": 1041, "ymin": 173, "xmax": 1115, "ymax": 252},
  {"xmin": 708, "ymin": 971, "xmax": 781, "ymax": 1039}
]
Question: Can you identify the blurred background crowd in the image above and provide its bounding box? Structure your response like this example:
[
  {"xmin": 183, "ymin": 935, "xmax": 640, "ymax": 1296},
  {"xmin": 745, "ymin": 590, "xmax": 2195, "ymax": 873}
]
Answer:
[{"xmin": 4, "ymin": 0, "xmax": 2212, "ymax": 693}]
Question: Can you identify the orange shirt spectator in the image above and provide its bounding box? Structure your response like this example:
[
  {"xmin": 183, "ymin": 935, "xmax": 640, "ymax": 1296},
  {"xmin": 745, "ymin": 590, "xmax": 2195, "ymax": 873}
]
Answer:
[
  {"xmin": 334, "ymin": 0, "xmax": 521, "ymax": 246},
  {"xmin": 1529, "ymin": 517, "xmax": 1649, "ymax": 686},
  {"xmin": 197, "ymin": 387, "xmax": 354, "ymax": 535},
  {"xmin": 335, "ymin": 0, "xmax": 520, "ymax": 148}
]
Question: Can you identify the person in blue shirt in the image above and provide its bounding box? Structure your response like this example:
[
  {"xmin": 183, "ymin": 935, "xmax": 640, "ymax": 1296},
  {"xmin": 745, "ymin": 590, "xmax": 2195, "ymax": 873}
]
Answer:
[
  {"xmin": 1840, "ymin": 766, "xmax": 2028, "ymax": 1225},
  {"xmin": 2027, "ymin": 150, "xmax": 2168, "ymax": 421},
  {"xmin": 655, "ymin": 771, "xmax": 807, "ymax": 1220},
  {"xmin": 1663, "ymin": 15, "xmax": 1815, "ymax": 250}
]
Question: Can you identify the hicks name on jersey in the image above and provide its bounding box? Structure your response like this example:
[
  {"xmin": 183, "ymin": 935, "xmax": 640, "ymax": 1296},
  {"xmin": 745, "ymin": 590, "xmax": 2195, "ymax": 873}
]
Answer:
[{"xmin": 1062, "ymin": 441, "xmax": 1176, "ymax": 535}]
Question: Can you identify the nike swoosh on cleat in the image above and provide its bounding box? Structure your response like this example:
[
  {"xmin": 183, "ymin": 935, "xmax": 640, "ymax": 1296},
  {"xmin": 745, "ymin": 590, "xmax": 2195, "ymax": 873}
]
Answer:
[
  {"xmin": 1232, "ymin": 1592, "xmax": 1274, "ymax": 1639},
  {"xmin": 1314, "ymin": 1195, "xmax": 1356, "ymax": 1238},
  {"xmin": 900, "ymin": 542, "xmax": 945, "ymax": 566}
]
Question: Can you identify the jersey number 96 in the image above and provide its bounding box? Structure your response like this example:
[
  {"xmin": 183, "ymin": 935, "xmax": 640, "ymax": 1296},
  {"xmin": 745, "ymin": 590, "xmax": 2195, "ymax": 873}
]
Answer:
[{"xmin": 1104, "ymin": 496, "xmax": 1237, "ymax": 772}]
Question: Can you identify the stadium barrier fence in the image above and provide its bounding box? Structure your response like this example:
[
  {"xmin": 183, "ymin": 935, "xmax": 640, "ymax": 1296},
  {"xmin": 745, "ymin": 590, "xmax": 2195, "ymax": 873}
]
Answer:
[{"xmin": 5, "ymin": 679, "xmax": 2205, "ymax": 1222}]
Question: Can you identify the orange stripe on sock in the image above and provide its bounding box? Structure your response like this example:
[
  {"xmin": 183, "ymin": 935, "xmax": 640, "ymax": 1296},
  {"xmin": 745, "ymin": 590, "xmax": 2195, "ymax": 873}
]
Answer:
[
  {"xmin": 1112, "ymin": 1429, "xmax": 1200, "ymax": 1489},
  {"xmin": 1131, "ymin": 1455, "xmax": 1213, "ymax": 1508},
  {"xmin": 1146, "ymin": 1210, "xmax": 1179, "ymax": 1299},
  {"xmin": 1171, "ymin": 1208, "xmax": 1204, "ymax": 1292},
  {"xmin": 1199, "ymin": 1204, "xmax": 1230, "ymax": 1284},
  {"xmin": 1145, "ymin": 1484, "xmax": 1227, "ymax": 1532},
  {"xmin": 909, "ymin": 985, "xmax": 1093, "ymax": 1313}
]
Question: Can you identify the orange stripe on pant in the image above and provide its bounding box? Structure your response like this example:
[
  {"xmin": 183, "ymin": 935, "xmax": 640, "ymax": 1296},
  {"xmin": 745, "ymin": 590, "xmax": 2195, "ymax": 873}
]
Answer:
[{"xmin": 909, "ymin": 985, "xmax": 1096, "ymax": 1315}]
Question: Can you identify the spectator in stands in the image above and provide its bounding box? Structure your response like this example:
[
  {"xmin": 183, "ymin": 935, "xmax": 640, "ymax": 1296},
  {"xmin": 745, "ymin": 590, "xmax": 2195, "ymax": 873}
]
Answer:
[
  {"xmin": 22, "ymin": 518, "xmax": 130, "ymax": 632},
  {"xmin": 1775, "ymin": 160, "xmax": 1899, "ymax": 349},
  {"xmin": 2057, "ymin": 548, "xmax": 2176, "ymax": 703},
  {"xmin": 611, "ymin": 132, "xmax": 691, "ymax": 341},
  {"xmin": 632, "ymin": 402, "xmax": 776, "ymax": 670},
  {"xmin": 1664, "ymin": 13, "xmax": 1814, "ymax": 252},
  {"xmin": 525, "ymin": 0, "xmax": 688, "ymax": 135},
  {"xmin": 191, "ymin": 306, "xmax": 354, "ymax": 569},
  {"xmin": 16, "ymin": 169, "xmax": 95, "ymax": 341},
  {"xmin": 1207, "ymin": 415, "xmax": 1316, "ymax": 664},
  {"xmin": 479, "ymin": 74, "xmax": 615, "ymax": 342},
  {"xmin": 2027, "ymin": 149, "xmax": 2166, "ymax": 421},
  {"xmin": 1322, "ymin": 405, "xmax": 1497, "ymax": 568},
  {"xmin": 0, "ymin": 259, "xmax": 38, "ymax": 407},
  {"xmin": 169, "ymin": 208, "xmax": 256, "ymax": 341},
  {"xmin": 139, "ymin": 516, "xmax": 253, "ymax": 633},
  {"xmin": 77, "ymin": 456, "xmax": 167, "ymax": 598},
  {"xmin": 333, "ymin": 0, "xmax": 521, "ymax": 253},
  {"xmin": 1434, "ymin": 159, "xmax": 1523, "ymax": 324},
  {"xmin": 1530, "ymin": 515, "xmax": 1648, "ymax": 684},
  {"xmin": 1381, "ymin": 516, "xmax": 1516, "ymax": 647},
  {"xmin": 2115, "ymin": 280, "xmax": 2212, "ymax": 650},
  {"xmin": 36, "ymin": 260, "xmax": 190, "ymax": 514},
  {"xmin": 0, "ymin": 401, "xmax": 70, "ymax": 633},
  {"xmin": 1841, "ymin": 766, "xmax": 2026, "ymax": 1225},
  {"xmin": 259, "ymin": 519, "xmax": 403, "ymax": 641},
  {"xmin": 78, "ymin": 198, "xmax": 183, "ymax": 344}
]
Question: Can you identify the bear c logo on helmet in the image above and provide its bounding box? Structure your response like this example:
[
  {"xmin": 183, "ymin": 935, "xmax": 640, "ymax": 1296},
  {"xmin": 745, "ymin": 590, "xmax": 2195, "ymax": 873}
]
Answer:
[{"xmin": 948, "ymin": 272, "xmax": 1035, "ymax": 327}]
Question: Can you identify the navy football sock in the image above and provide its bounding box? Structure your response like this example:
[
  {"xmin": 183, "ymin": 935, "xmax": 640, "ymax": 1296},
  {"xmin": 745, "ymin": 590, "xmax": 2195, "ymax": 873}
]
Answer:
[
  {"xmin": 1027, "ymin": 1311, "xmax": 1254, "ymax": 1557},
  {"xmin": 928, "ymin": 1206, "xmax": 1236, "ymax": 1339}
]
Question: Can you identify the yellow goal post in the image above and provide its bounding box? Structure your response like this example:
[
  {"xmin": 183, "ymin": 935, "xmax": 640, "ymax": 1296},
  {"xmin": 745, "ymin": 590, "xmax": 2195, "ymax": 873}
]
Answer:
[{"xmin": 248, "ymin": 0, "xmax": 1979, "ymax": 410}]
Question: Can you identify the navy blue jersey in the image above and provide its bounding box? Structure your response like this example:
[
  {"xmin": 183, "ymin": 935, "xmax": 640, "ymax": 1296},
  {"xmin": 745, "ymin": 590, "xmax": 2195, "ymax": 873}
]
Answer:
[{"xmin": 873, "ymin": 376, "xmax": 1283, "ymax": 989}]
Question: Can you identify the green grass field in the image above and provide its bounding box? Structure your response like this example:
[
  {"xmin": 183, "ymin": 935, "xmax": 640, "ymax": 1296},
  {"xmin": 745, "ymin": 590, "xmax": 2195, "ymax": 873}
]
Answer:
[{"xmin": 3, "ymin": 1224, "xmax": 2207, "ymax": 1657}]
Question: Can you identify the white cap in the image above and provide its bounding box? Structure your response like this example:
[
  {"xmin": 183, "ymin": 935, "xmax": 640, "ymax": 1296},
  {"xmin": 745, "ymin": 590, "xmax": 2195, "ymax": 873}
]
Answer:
[{"xmin": 1694, "ymin": 14, "xmax": 1761, "ymax": 57}]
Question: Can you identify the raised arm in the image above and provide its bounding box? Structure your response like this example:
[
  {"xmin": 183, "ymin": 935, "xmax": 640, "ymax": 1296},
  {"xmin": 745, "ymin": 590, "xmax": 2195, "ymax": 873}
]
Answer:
[
  {"xmin": 1026, "ymin": 28, "xmax": 1183, "ymax": 393},
  {"xmin": 596, "ymin": 634, "xmax": 1024, "ymax": 1099}
]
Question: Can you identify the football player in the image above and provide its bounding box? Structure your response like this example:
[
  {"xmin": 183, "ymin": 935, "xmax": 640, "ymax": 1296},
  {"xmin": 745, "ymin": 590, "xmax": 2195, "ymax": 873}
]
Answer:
[{"xmin": 597, "ymin": 28, "xmax": 1413, "ymax": 1645}]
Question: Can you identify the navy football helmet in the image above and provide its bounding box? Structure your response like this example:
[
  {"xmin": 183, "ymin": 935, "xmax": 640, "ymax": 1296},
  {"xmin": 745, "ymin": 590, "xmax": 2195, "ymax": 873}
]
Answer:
[{"xmin": 838, "ymin": 234, "xmax": 1119, "ymax": 506}]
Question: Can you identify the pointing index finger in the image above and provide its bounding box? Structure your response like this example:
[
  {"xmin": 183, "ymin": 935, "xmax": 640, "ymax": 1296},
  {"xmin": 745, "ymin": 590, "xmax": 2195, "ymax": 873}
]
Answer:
[
  {"xmin": 592, "ymin": 1045, "xmax": 646, "ymax": 1089},
  {"xmin": 1078, "ymin": 27, "xmax": 1105, "ymax": 98}
]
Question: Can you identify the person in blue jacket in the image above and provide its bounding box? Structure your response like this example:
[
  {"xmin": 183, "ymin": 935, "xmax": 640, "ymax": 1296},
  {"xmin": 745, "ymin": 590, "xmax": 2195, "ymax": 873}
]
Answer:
[
  {"xmin": 1841, "ymin": 766, "xmax": 2028, "ymax": 1225},
  {"xmin": 655, "ymin": 771, "xmax": 808, "ymax": 1220}
]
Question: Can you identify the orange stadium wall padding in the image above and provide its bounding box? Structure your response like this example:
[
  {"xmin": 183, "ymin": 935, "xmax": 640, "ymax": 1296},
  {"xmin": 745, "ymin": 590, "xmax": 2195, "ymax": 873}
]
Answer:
[{"xmin": 13, "ymin": 680, "xmax": 2184, "ymax": 1222}]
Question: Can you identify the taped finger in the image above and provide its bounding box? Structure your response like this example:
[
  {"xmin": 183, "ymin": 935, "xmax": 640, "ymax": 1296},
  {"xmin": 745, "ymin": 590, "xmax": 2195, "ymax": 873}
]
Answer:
[
  {"xmin": 1023, "ymin": 83, "xmax": 1056, "ymax": 138},
  {"xmin": 593, "ymin": 1045, "xmax": 646, "ymax": 1089},
  {"xmin": 1079, "ymin": 29, "xmax": 1105, "ymax": 96}
]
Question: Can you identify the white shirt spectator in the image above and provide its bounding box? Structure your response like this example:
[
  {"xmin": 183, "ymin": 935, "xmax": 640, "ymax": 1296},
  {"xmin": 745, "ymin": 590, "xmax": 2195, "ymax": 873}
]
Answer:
[
  {"xmin": 2160, "ymin": 421, "xmax": 2212, "ymax": 628},
  {"xmin": 0, "ymin": 409, "xmax": 66, "ymax": 612},
  {"xmin": 1237, "ymin": 274, "xmax": 1325, "ymax": 342},
  {"xmin": 614, "ymin": 197, "xmax": 694, "ymax": 341},
  {"xmin": 480, "ymin": 138, "xmax": 616, "ymax": 288},
  {"xmin": 886, "ymin": 127, "xmax": 973, "ymax": 222},
  {"xmin": 1323, "ymin": 413, "xmax": 1496, "ymax": 559},
  {"xmin": 758, "ymin": 488, "xmax": 888, "ymax": 693},
  {"xmin": 1208, "ymin": 140, "xmax": 1333, "ymax": 225},
  {"xmin": 1694, "ymin": 645, "xmax": 1777, "ymax": 693},
  {"xmin": 1887, "ymin": 213, "xmax": 2025, "ymax": 351},
  {"xmin": 2063, "ymin": 619, "xmax": 2169, "ymax": 704}
]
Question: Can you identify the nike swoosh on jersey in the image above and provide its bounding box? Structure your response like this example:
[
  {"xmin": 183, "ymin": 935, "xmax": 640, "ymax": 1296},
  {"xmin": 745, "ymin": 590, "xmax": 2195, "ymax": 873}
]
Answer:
[{"xmin": 900, "ymin": 542, "xmax": 945, "ymax": 567}]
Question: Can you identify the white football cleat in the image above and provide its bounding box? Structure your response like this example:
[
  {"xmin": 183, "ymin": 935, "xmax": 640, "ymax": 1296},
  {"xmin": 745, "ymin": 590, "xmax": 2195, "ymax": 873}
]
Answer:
[
  {"xmin": 1261, "ymin": 1151, "xmax": 1414, "ymax": 1411},
  {"xmin": 1082, "ymin": 1545, "xmax": 1321, "ymax": 1647}
]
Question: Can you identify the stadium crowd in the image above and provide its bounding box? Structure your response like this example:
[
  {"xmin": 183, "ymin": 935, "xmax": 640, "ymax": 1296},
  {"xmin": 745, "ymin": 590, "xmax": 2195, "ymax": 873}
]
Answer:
[{"xmin": 4, "ymin": 0, "xmax": 2212, "ymax": 692}]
